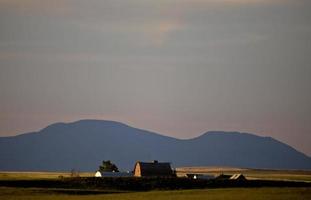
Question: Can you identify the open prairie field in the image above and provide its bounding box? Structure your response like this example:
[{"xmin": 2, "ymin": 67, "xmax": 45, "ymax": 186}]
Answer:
[
  {"xmin": 176, "ymin": 167, "xmax": 311, "ymax": 182},
  {"xmin": 0, "ymin": 171, "xmax": 94, "ymax": 180},
  {"xmin": 0, "ymin": 187, "xmax": 310, "ymax": 200},
  {"xmin": 0, "ymin": 171, "xmax": 310, "ymax": 199}
]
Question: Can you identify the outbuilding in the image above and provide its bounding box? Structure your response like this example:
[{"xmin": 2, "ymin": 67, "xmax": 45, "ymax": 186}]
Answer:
[
  {"xmin": 186, "ymin": 174, "xmax": 215, "ymax": 180},
  {"xmin": 94, "ymin": 171, "xmax": 133, "ymax": 177},
  {"xmin": 215, "ymin": 173, "xmax": 246, "ymax": 181},
  {"xmin": 229, "ymin": 173, "xmax": 246, "ymax": 181}
]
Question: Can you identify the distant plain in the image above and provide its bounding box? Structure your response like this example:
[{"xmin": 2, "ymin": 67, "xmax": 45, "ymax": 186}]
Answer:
[
  {"xmin": 1, "ymin": 167, "xmax": 311, "ymax": 182},
  {"xmin": 176, "ymin": 167, "xmax": 311, "ymax": 182}
]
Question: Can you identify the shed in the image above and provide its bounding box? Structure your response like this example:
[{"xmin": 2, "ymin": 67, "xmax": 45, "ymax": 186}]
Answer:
[
  {"xmin": 95, "ymin": 171, "xmax": 102, "ymax": 177},
  {"xmin": 94, "ymin": 171, "xmax": 133, "ymax": 177},
  {"xmin": 230, "ymin": 174, "xmax": 246, "ymax": 181},
  {"xmin": 186, "ymin": 174, "xmax": 215, "ymax": 180},
  {"xmin": 133, "ymin": 160, "xmax": 174, "ymax": 177},
  {"xmin": 215, "ymin": 174, "xmax": 232, "ymax": 180}
]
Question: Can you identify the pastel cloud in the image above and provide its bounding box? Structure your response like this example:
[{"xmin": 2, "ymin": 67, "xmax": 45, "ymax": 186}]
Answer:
[{"xmin": 1, "ymin": 0, "xmax": 311, "ymax": 157}]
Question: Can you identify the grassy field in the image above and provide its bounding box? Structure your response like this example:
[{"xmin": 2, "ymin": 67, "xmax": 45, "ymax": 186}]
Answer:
[
  {"xmin": 2, "ymin": 168, "xmax": 310, "ymax": 182},
  {"xmin": 0, "ymin": 187, "xmax": 310, "ymax": 200},
  {"xmin": 0, "ymin": 170, "xmax": 310, "ymax": 199},
  {"xmin": 176, "ymin": 167, "xmax": 311, "ymax": 182},
  {"xmin": 1, "ymin": 168, "xmax": 310, "ymax": 182},
  {"xmin": 0, "ymin": 171, "xmax": 93, "ymax": 180}
]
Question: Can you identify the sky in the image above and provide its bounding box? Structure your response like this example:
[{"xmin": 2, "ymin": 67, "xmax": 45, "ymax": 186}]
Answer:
[{"xmin": 0, "ymin": 0, "xmax": 310, "ymax": 156}]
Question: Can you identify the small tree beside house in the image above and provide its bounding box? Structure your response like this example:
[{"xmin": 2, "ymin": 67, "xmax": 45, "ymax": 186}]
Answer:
[{"xmin": 98, "ymin": 160, "xmax": 119, "ymax": 172}]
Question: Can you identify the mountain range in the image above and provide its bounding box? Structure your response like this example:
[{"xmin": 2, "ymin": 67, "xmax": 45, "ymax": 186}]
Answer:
[{"xmin": 0, "ymin": 120, "xmax": 310, "ymax": 171}]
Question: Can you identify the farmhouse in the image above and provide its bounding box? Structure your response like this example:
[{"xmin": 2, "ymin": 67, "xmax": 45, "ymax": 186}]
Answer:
[{"xmin": 133, "ymin": 160, "xmax": 174, "ymax": 177}]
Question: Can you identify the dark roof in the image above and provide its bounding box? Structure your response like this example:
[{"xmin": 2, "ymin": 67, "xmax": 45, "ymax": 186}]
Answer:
[
  {"xmin": 215, "ymin": 174, "xmax": 232, "ymax": 180},
  {"xmin": 216, "ymin": 173, "xmax": 247, "ymax": 181},
  {"xmin": 135, "ymin": 161, "xmax": 173, "ymax": 176},
  {"xmin": 230, "ymin": 174, "xmax": 246, "ymax": 180}
]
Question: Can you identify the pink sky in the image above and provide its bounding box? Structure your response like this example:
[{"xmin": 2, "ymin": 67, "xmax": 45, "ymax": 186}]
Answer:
[{"xmin": 0, "ymin": 0, "xmax": 310, "ymax": 156}]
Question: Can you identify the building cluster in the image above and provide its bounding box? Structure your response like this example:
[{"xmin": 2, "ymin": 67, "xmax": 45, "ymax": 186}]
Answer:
[
  {"xmin": 95, "ymin": 160, "xmax": 174, "ymax": 177},
  {"xmin": 95, "ymin": 160, "xmax": 247, "ymax": 181}
]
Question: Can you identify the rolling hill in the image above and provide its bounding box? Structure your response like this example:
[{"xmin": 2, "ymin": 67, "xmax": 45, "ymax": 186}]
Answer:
[{"xmin": 0, "ymin": 120, "xmax": 310, "ymax": 171}]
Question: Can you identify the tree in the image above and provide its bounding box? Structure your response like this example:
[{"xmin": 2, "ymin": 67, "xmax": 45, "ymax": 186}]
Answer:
[
  {"xmin": 70, "ymin": 168, "xmax": 80, "ymax": 177},
  {"xmin": 99, "ymin": 160, "xmax": 119, "ymax": 172}
]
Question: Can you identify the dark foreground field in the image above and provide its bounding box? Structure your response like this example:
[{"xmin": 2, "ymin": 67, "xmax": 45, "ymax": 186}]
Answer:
[
  {"xmin": 1, "ymin": 177, "xmax": 311, "ymax": 191},
  {"xmin": 0, "ymin": 187, "xmax": 310, "ymax": 200},
  {"xmin": 0, "ymin": 171, "xmax": 310, "ymax": 199}
]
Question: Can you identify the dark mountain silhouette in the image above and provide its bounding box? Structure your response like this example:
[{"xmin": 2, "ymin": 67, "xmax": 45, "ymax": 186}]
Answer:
[{"xmin": 0, "ymin": 120, "xmax": 310, "ymax": 171}]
